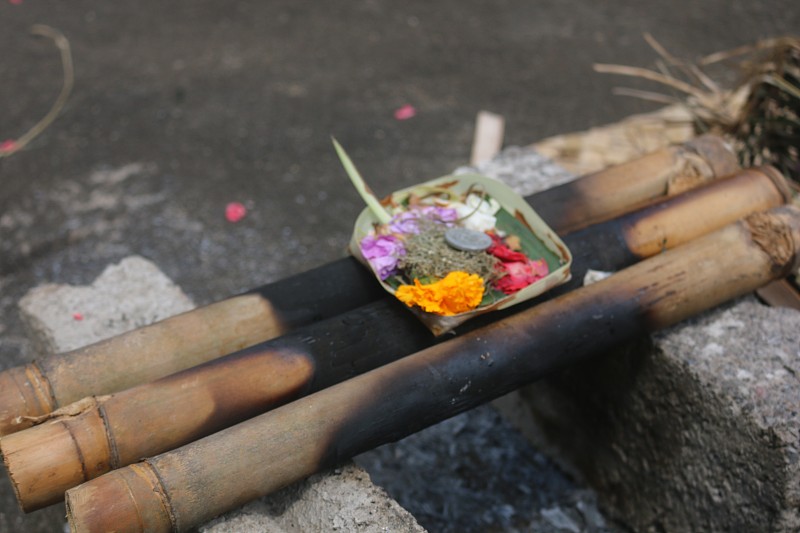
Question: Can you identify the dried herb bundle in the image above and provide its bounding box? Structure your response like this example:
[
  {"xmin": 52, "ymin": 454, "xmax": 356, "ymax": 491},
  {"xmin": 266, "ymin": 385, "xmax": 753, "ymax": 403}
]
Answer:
[{"xmin": 400, "ymin": 225, "xmax": 498, "ymax": 282}]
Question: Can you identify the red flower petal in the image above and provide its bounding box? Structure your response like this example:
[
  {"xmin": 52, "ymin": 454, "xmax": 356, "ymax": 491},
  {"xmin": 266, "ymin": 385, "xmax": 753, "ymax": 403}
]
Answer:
[
  {"xmin": 72, "ymin": 312, "xmax": 84, "ymax": 321},
  {"xmin": 487, "ymin": 234, "xmax": 527, "ymax": 262},
  {"xmin": 225, "ymin": 202, "xmax": 247, "ymax": 223},
  {"xmin": 393, "ymin": 104, "xmax": 417, "ymax": 120},
  {"xmin": 0, "ymin": 139, "xmax": 19, "ymax": 152},
  {"xmin": 494, "ymin": 259, "xmax": 549, "ymax": 294}
]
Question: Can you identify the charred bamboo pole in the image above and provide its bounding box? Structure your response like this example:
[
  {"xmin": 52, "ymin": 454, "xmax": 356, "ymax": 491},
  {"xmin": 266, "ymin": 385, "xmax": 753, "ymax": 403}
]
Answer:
[
  {"xmin": 64, "ymin": 205, "xmax": 800, "ymax": 533},
  {"xmin": 0, "ymin": 135, "xmax": 737, "ymax": 438},
  {"xmin": 0, "ymin": 259, "xmax": 384, "ymax": 437},
  {"xmin": 1, "ymin": 165, "xmax": 787, "ymax": 512},
  {"xmin": 564, "ymin": 166, "xmax": 791, "ymax": 264},
  {"xmin": 533, "ymin": 133, "xmax": 740, "ymax": 233}
]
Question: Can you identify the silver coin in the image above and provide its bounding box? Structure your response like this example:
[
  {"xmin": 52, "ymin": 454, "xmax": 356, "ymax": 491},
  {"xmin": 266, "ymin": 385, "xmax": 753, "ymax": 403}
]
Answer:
[{"xmin": 444, "ymin": 227, "xmax": 492, "ymax": 252}]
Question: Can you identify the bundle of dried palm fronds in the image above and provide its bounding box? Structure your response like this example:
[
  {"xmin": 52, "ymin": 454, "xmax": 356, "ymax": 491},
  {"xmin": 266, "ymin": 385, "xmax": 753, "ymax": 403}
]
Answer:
[
  {"xmin": 535, "ymin": 35, "xmax": 800, "ymax": 304},
  {"xmin": 721, "ymin": 38, "xmax": 800, "ymax": 184},
  {"xmin": 594, "ymin": 34, "xmax": 800, "ymax": 189}
]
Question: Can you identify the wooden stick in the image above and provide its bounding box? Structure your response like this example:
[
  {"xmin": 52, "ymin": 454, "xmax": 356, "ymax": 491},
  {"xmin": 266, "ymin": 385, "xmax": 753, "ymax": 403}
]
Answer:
[
  {"xmin": 2, "ymin": 165, "xmax": 786, "ymax": 512},
  {"xmin": 470, "ymin": 110, "xmax": 505, "ymax": 165},
  {"xmin": 0, "ymin": 135, "xmax": 739, "ymax": 437},
  {"xmin": 63, "ymin": 205, "xmax": 800, "ymax": 533},
  {"xmin": 756, "ymin": 278, "xmax": 800, "ymax": 310}
]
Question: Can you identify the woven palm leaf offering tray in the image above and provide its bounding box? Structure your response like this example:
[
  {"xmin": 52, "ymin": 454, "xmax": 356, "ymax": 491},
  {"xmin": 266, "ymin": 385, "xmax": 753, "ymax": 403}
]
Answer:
[{"xmin": 334, "ymin": 139, "xmax": 572, "ymax": 335}]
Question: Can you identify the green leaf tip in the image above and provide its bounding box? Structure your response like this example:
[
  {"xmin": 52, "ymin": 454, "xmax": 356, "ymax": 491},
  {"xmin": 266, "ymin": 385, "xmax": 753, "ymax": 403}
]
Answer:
[{"xmin": 332, "ymin": 137, "xmax": 392, "ymax": 224}]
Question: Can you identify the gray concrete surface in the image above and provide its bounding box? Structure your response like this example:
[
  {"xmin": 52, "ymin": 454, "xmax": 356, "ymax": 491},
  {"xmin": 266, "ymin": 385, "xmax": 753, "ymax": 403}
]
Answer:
[
  {"xmin": 201, "ymin": 463, "xmax": 425, "ymax": 533},
  {"xmin": 3, "ymin": 256, "xmax": 425, "ymax": 533},
  {"xmin": 18, "ymin": 255, "xmax": 194, "ymax": 354}
]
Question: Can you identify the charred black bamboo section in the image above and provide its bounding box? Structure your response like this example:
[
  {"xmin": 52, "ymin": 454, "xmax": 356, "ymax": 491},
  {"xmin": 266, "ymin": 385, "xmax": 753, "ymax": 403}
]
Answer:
[
  {"xmin": 65, "ymin": 205, "xmax": 800, "ymax": 533},
  {"xmin": 2, "ymin": 164, "xmax": 789, "ymax": 512}
]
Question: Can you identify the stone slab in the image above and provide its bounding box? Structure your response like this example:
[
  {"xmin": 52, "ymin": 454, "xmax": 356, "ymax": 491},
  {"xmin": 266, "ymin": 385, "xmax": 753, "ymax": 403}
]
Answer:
[
  {"xmin": 6, "ymin": 255, "xmax": 424, "ymax": 532},
  {"xmin": 17, "ymin": 255, "xmax": 195, "ymax": 355},
  {"xmin": 201, "ymin": 463, "xmax": 425, "ymax": 533},
  {"xmin": 506, "ymin": 297, "xmax": 800, "ymax": 532}
]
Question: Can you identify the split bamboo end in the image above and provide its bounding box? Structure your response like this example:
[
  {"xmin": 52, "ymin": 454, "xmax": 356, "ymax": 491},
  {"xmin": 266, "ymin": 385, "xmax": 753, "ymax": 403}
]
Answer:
[
  {"xmin": 65, "ymin": 463, "xmax": 173, "ymax": 533},
  {"xmin": 1, "ymin": 407, "xmax": 112, "ymax": 512},
  {"xmin": 0, "ymin": 365, "xmax": 55, "ymax": 437},
  {"xmin": 745, "ymin": 205, "xmax": 800, "ymax": 274}
]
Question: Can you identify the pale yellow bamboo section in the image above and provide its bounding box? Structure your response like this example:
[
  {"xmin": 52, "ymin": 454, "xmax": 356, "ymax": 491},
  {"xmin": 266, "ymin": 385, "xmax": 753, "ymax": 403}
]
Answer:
[
  {"xmin": 533, "ymin": 104, "xmax": 699, "ymax": 175},
  {"xmin": 620, "ymin": 166, "xmax": 791, "ymax": 257},
  {"xmin": 0, "ymin": 294, "xmax": 283, "ymax": 436},
  {"xmin": 1, "ymin": 347, "xmax": 316, "ymax": 511}
]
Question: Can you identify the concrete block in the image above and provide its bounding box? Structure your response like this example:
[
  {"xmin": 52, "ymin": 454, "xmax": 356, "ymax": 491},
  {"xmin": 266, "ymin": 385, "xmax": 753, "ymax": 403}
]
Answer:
[
  {"xmin": 201, "ymin": 463, "xmax": 425, "ymax": 533},
  {"xmin": 456, "ymin": 145, "xmax": 576, "ymax": 197},
  {"xmin": 8, "ymin": 255, "xmax": 424, "ymax": 532},
  {"xmin": 503, "ymin": 297, "xmax": 800, "ymax": 532},
  {"xmin": 18, "ymin": 256, "xmax": 195, "ymax": 355}
]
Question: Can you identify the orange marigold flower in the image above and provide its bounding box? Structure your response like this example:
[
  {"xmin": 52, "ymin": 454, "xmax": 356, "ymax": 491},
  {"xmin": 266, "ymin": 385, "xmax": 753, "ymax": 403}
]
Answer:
[{"xmin": 395, "ymin": 271, "xmax": 484, "ymax": 316}]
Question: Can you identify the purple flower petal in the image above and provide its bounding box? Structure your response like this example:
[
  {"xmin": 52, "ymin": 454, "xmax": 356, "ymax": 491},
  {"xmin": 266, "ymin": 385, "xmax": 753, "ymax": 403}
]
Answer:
[{"xmin": 361, "ymin": 234, "xmax": 405, "ymax": 280}]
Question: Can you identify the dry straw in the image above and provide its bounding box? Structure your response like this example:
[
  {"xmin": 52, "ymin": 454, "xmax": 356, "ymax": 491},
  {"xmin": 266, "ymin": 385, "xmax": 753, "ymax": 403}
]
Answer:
[
  {"xmin": 595, "ymin": 34, "xmax": 800, "ymax": 188},
  {"xmin": 0, "ymin": 26, "xmax": 73, "ymax": 159}
]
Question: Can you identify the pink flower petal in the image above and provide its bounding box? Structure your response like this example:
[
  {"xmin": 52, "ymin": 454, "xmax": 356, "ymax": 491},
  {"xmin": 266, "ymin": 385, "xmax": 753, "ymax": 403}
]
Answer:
[
  {"xmin": 494, "ymin": 259, "xmax": 550, "ymax": 294},
  {"xmin": 225, "ymin": 202, "xmax": 247, "ymax": 223},
  {"xmin": 0, "ymin": 139, "xmax": 19, "ymax": 153},
  {"xmin": 9, "ymin": 0, "xmax": 23, "ymax": 5},
  {"xmin": 393, "ymin": 104, "xmax": 417, "ymax": 121},
  {"xmin": 72, "ymin": 312, "xmax": 84, "ymax": 321}
]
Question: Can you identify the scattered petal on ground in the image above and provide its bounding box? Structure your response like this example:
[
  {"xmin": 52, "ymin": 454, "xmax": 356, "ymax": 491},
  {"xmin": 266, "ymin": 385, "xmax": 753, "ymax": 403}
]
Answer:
[
  {"xmin": 0, "ymin": 139, "xmax": 19, "ymax": 152},
  {"xmin": 72, "ymin": 312, "xmax": 84, "ymax": 321},
  {"xmin": 225, "ymin": 201, "xmax": 247, "ymax": 223},
  {"xmin": 9, "ymin": 0, "xmax": 23, "ymax": 5},
  {"xmin": 393, "ymin": 104, "xmax": 417, "ymax": 120}
]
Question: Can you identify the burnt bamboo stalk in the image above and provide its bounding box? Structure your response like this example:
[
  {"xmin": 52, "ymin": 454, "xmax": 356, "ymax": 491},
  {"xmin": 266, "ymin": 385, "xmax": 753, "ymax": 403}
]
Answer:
[
  {"xmin": 0, "ymin": 259, "xmax": 385, "ymax": 437},
  {"xmin": 564, "ymin": 166, "xmax": 792, "ymax": 263},
  {"xmin": 0, "ymin": 135, "xmax": 738, "ymax": 438},
  {"xmin": 64, "ymin": 205, "xmax": 800, "ymax": 533},
  {"xmin": 1, "ymin": 165, "xmax": 787, "ymax": 513},
  {"xmin": 533, "ymin": 133, "xmax": 740, "ymax": 233}
]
